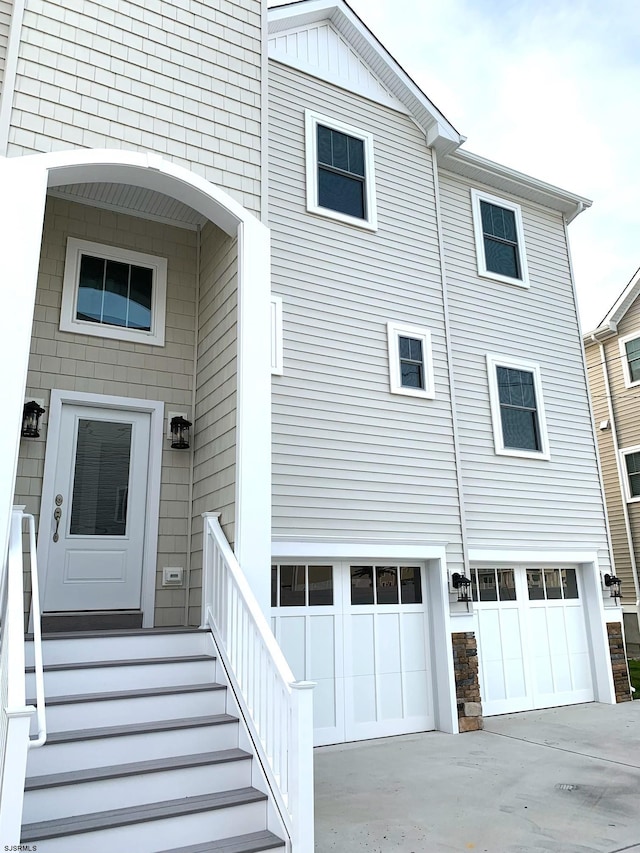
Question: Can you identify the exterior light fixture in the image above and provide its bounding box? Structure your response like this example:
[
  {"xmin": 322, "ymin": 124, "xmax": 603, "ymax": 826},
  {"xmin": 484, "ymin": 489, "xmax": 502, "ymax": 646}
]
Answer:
[
  {"xmin": 170, "ymin": 415, "xmax": 192, "ymax": 449},
  {"xmin": 604, "ymin": 573, "xmax": 621, "ymax": 602},
  {"xmin": 452, "ymin": 572, "xmax": 472, "ymax": 603},
  {"xmin": 22, "ymin": 401, "xmax": 45, "ymax": 438}
]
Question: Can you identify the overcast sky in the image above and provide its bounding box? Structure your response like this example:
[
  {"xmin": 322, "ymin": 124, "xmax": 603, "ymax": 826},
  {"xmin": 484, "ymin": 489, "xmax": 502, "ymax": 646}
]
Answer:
[{"xmin": 273, "ymin": 0, "xmax": 640, "ymax": 331}]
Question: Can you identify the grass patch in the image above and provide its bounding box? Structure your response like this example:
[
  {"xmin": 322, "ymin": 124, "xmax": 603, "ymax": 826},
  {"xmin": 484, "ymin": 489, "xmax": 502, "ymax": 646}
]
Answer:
[{"xmin": 629, "ymin": 659, "xmax": 640, "ymax": 697}]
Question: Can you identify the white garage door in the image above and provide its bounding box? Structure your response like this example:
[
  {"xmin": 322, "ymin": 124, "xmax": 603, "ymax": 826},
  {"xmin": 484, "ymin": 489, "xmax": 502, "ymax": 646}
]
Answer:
[
  {"xmin": 473, "ymin": 566, "xmax": 594, "ymax": 716},
  {"xmin": 271, "ymin": 562, "xmax": 434, "ymax": 745}
]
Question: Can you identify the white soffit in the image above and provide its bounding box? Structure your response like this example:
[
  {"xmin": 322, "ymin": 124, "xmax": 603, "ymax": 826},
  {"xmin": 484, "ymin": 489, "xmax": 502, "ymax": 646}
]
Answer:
[
  {"xmin": 268, "ymin": 0, "xmax": 462, "ymax": 153},
  {"xmin": 48, "ymin": 182, "xmax": 207, "ymax": 230}
]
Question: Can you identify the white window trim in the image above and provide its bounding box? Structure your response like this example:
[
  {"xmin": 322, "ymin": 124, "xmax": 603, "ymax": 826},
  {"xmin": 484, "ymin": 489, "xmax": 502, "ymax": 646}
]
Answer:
[
  {"xmin": 305, "ymin": 110, "xmax": 378, "ymax": 231},
  {"xmin": 620, "ymin": 444, "xmax": 640, "ymax": 503},
  {"xmin": 486, "ymin": 354, "xmax": 550, "ymax": 460},
  {"xmin": 618, "ymin": 330, "xmax": 640, "ymax": 389},
  {"xmin": 60, "ymin": 237, "xmax": 168, "ymax": 346},
  {"xmin": 271, "ymin": 294, "xmax": 284, "ymax": 376},
  {"xmin": 387, "ymin": 322, "xmax": 435, "ymax": 399},
  {"xmin": 471, "ymin": 189, "xmax": 529, "ymax": 288}
]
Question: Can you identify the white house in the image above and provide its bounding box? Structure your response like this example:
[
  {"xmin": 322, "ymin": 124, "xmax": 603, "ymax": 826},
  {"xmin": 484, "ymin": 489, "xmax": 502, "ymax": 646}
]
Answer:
[{"xmin": 0, "ymin": 0, "xmax": 629, "ymax": 849}]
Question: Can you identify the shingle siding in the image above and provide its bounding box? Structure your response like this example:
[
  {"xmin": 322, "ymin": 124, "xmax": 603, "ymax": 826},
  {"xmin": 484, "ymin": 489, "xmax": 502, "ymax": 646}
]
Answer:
[
  {"xmin": 13, "ymin": 196, "xmax": 199, "ymax": 626},
  {"xmin": 0, "ymin": 0, "xmax": 11, "ymax": 95},
  {"xmin": 268, "ymin": 61, "xmax": 463, "ymax": 565},
  {"xmin": 439, "ymin": 167, "xmax": 610, "ymax": 560},
  {"xmin": 7, "ymin": 0, "xmax": 263, "ymax": 213},
  {"xmin": 190, "ymin": 222, "xmax": 238, "ymax": 624}
]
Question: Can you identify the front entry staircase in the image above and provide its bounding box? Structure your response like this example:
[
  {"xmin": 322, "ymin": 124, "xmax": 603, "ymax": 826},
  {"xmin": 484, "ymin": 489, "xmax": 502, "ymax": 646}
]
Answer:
[{"xmin": 21, "ymin": 627, "xmax": 287, "ymax": 853}]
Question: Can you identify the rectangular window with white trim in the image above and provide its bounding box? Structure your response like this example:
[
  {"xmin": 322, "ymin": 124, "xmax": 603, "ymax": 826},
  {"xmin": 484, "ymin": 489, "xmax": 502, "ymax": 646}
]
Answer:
[
  {"xmin": 60, "ymin": 238, "xmax": 167, "ymax": 346},
  {"xmin": 387, "ymin": 322, "xmax": 435, "ymax": 399},
  {"xmin": 486, "ymin": 355, "xmax": 549, "ymax": 459},
  {"xmin": 305, "ymin": 110, "xmax": 377, "ymax": 230},
  {"xmin": 622, "ymin": 447, "xmax": 640, "ymax": 501},
  {"xmin": 471, "ymin": 189, "xmax": 529, "ymax": 287},
  {"xmin": 619, "ymin": 332, "xmax": 640, "ymax": 388}
]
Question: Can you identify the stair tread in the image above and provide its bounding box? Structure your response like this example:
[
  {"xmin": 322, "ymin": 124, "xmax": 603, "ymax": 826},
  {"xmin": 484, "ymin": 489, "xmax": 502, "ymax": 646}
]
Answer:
[
  {"xmin": 157, "ymin": 831, "xmax": 286, "ymax": 853},
  {"xmin": 21, "ymin": 787, "xmax": 268, "ymax": 841},
  {"xmin": 25, "ymin": 654, "xmax": 215, "ymax": 673},
  {"xmin": 25, "ymin": 627, "xmax": 209, "ymax": 640},
  {"xmin": 42, "ymin": 713, "xmax": 238, "ymax": 744},
  {"xmin": 28, "ymin": 681, "xmax": 225, "ymax": 706},
  {"xmin": 26, "ymin": 748, "xmax": 251, "ymax": 789}
]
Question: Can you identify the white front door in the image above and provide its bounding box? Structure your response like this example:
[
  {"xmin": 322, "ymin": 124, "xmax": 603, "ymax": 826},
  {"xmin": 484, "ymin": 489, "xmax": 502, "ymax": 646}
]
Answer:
[
  {"xmin": 271, "ymin": 561, "xmax": 434, "ymax": 745},
  {"xmin": 42, "ymin": 404, "xmax": 150, "ymax": 613},
  {"xmin": 473, "ymin": 566, "xmax": 594, "ymax": 716}
]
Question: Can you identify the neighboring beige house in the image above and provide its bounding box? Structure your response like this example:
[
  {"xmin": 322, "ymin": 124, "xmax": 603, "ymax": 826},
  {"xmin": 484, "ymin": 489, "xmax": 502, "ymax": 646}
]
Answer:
[{"xmin": 584, "ymin": 269, "xmax": 640, "ymax": 656}]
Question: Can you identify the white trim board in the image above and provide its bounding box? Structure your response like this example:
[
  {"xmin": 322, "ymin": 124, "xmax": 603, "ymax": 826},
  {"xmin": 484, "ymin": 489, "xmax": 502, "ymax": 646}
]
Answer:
[
  {"xmin": 272, "ymin": 541, "xmax": 449, "ymax": 561},
  {"xmin": 36, "ymin": 390, "xmax": 164, "ymax": 628}
]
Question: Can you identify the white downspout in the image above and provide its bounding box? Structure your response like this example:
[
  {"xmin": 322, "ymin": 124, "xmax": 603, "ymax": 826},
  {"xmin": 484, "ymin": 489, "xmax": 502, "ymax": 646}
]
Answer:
[
  {"xmin": 597, "ymin": 340, "xmax": 640, "ymax": 611},
  {"xmin": 0, "ymin": 0, "xmax": 26, "ymax": 155}
]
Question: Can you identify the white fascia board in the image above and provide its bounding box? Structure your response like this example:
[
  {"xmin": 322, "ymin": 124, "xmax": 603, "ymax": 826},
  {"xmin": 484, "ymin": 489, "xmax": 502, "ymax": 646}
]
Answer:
[
  {"xmin": 585, "ymin": 266, "xmax": 640, "ymax": 335},
  {"xmin": 441, "ymin": 148, "xmax": 592, "ymax": 220},
  {"xmin": 268, "ymin": 0, "xmax": 462, "ymax": 148}
]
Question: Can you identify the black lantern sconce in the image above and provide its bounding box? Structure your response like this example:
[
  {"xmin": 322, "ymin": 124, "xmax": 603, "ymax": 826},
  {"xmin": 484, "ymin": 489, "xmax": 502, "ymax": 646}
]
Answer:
[
  {"xmin": 452, "ymin": 572, "xmax": 472, "ymax": 604},
  {"xmin": 22, "ymin": 400, "xmax": 45, "ymax": 438},
  {"xmin": 170, "ymin": 415, "xmax": 192, "ymax": 449},
  {"xmin": 604, "ymin": 573, "xmax": 621, "ymax": 602}
]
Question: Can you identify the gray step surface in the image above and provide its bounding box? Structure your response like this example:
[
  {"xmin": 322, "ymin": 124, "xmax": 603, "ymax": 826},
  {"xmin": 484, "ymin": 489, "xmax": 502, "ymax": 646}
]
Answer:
[
  {"xmin": 26, "ymin": 626, "xmax": 208, "ymax": 640},
  {"xmin": 25, "ymin": 748, "xmax": 250, "ymax": 790},
  {"xmin": 25, "ymin": 654, "xmax": 215, "ymax": 673},
  {"xmin": 40, "ymin": 713, "xmax": 238, "ymax": 745},
  {"xmin": 157, "ymin": 831, "xmax": 286, "ymax": 853},
  {"xmin": 28, "ymin": 681, "xmax": 225, "ymax": 707},
  {"xmin": 21, "ymin": 787, "xmax": 267, "ymax": 842}
]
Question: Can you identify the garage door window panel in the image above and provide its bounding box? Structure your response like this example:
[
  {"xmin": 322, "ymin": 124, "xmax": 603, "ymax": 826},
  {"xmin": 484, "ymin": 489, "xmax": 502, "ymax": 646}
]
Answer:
[
  {"xmin": 271, "ymin": 564, "xmax": 334, "ymax": 607},
  {"xmin": 527, "ymin": 567, "xmax": 579, "ymax": 602}
]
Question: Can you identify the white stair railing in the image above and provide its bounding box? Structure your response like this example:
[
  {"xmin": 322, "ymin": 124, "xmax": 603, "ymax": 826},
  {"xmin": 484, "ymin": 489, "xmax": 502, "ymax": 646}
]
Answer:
[
  {"xmin": 201, "ymin": 513, "xmax": 315, "ymax": 853},
  {"xmin": 0, "ymin": 506, "xmax": 39, "ymax": 844}
]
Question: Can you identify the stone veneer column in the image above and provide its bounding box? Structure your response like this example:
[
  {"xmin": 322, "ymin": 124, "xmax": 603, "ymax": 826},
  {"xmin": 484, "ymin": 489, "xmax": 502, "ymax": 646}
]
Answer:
[
  {"xmin": 452, "ymin": 631, "xmax": 483, "ymax": 731},
  {"xmin": 607, "ymin": 622, "xmax": 633, "ymax": 703}
]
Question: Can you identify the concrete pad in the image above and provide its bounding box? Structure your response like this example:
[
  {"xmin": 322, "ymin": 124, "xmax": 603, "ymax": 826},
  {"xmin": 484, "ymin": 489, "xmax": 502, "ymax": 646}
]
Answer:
[{"xmin": 314, "ymin": 703, "xmax": 640, "ymax": 853}]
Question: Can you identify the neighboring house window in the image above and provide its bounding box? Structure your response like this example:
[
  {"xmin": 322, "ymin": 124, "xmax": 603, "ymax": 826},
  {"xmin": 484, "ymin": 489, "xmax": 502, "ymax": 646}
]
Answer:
[
  {"xmin": 60, "ymin": 238, "xmax": 167, "ymax": 346},
  {"xmin": 305, "ymin": 110, "xmax": 377, "ymax": 230},
  {"xmin": 621, "ymin": 448, "xmax": 640, "ymax": 501},
  {"xmin": 619, "ymin": 332, "xmax": 640, "ymax": 388},
  {"xmin": 471, "ymin": 189, "xmax": 529, "ymax": 288},
  {"xmin": 387, "ymin": 322, "xmax": 435, "ymax": 399},
  {"xmin": 271, "ymin": 295, "xmax": 283, "ymax": 376},
  {"xmin": 486, "ymin": 355, "xmax": 550, "ymax": 459}
]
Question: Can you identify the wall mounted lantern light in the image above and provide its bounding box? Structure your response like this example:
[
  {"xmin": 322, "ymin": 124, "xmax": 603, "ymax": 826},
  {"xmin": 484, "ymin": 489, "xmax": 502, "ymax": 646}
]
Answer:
[
  {"xmin": 452, "ymin": 572, "xmax": 472, "ymax": 603},
  {"xmin": 22, "ymin": 401, "xmax": 45, "ymax": 438},
  {"xmin": 604, "ymin": 573, "xmax": 622, "ymax": 602},
  {"xmin": 170, "ymin": 415, "xmax": 192, "ymax": 449}
]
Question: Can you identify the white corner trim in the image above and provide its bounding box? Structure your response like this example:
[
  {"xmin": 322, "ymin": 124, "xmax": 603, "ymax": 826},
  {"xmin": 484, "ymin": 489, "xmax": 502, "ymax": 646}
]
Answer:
[
  {"xmin": 36, "ymin": 390, "xmax": 164, "ymax": 628},
  {"xmin": 305, "ymin": 109, "xmax": 378, "ymax": 231},
  {"xmin": 618, "ymin": 330, "xmax": 640, "ymax": 389},
  {"xmin": 486, "ymin": 353, "xmax": 550, "ymax": 460},
  {"xmin": 271, "ymin": 294, "xmax": 284, "ymax": 376},
  {"xmin": 60, "ymin": 238, "xmax": 167, "ymax": 346},
  {"xmin": 386, "ymin": 321, "xmax": 435, "ymax": 399},
  {"xmin": 470, "ymin": 188, "xmax": 530, "ymax": 288}
]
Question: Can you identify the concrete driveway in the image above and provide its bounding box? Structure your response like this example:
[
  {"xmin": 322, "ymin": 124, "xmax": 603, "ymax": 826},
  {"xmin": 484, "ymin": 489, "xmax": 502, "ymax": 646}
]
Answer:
[{"xmin": 314, "ymin": 702, "xmax": 640, "ymax": 853}]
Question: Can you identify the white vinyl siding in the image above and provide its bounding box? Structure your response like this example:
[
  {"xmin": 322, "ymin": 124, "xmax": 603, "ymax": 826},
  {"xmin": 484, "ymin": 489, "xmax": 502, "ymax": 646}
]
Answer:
[
  {"xmin": 439, "ymin": 168, "xmax": 610, "ymax": 562},
  {"xmin": 268, "ymin": 62, "xmax": 463, "ymax": 566}
]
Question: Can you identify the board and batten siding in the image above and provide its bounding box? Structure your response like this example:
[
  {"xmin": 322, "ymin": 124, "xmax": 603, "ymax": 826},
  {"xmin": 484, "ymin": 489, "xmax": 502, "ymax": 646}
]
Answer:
[
  {"xmin": 268, "ymin": 61, "xmax": 463, "ymax": 564},
  {"xmin": 7, "ymin": 0, "xmax": 262, "ymax": 213},
  {"xmin": 585, "ymin": 341, "xmax": 634, "ymax": 598},
  {"xmin": 190, "ymin": 223, "xmax": 237, "ymax": 624},
  {"xmin": 13, "ymin": 196, "xmax": 197, "ymax": 626},
  {"xmin": 439, "ymin": 168, "xmax": 610, "ymax": 563}
]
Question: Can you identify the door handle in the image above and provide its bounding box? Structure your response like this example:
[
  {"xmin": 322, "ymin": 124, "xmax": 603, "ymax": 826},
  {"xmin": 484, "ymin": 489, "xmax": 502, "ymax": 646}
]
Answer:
[{"xmin": 53, "ymin": 507, "xmax": 62, "ymax": 543}]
